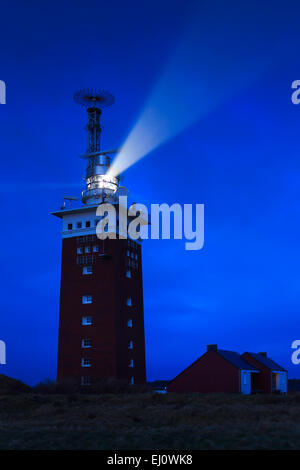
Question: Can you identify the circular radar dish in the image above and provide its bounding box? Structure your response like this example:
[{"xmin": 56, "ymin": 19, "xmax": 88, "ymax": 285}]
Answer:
[{"xmin": 74, "ymin": 89, "xmax": 115, "ymax": 109}]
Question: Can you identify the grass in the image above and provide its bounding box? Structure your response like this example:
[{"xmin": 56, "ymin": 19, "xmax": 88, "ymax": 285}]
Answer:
[{"xmin": 0, "ymin": 392, "xmax": 299, "ymax": 449}]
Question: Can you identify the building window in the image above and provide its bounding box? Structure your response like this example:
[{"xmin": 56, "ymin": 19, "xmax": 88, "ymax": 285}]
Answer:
[
  {"xmin": 127, "ymin": 319, "xmax": 133, "ymax": 327},
  {"xmin": 81, "ymin": 376, "xmax": 91, "ymax": 386},
  {"xmin": 83, "ymin": 266, "xmax": 93, "ymax": 275},
  {"xmin": 81, "ymin": 358, "xmax": 91, "ymax": 367},
  {"xmin": 126, "ymin": 250, "xmax": 130, "ymax": 257},
  {"xmin": 82, "ymin": 339, "xmax": 92, "ymax": 348},
  {"xmin": 126, "ymin": 298, "xmax": 132, "ymax": 307},
  {"xmin": 85, "ymin": 246, "xmax": 91, "ymax": 253},
  {"xmin": 126, "ymin": 270, "xmax": 131, "ymax": 279},
  {"xmin": 85, "ymin": 221, "xmax": 91, "ymax": 228},
  {"xmin": 128, "ymin": 340, "xmax": 133, "ymax": 349},
  {"xmin": 135, "ymin": 254, "xmax": 138, "ymax": 260},
  {"xmin": 243, "ymin": 373, "xmax": 247, "ymax": 385},
  {"xmin": 129, "ymin": 377, "xmax": 134, "ymax": 385},
  {"xmin": 77, "ymin": 255, "xmax": 96, "ymax": 266},
  {"xmin": 77, "ymin": 222, "xmax": 82, "ymax": 229},
  {"xmin": 77, "ymin": 247, "xmax": 83, "ymax": 254},
  {"xmin": 93, "ymin": 245, "xmax": 99, "ymax": 253},
  {"xmin": 129, "ymin": 359, "xmax": 134, "ymax": 368},
  {"xmin": 68, "ymin": 223, "xmax": 73, "ymax": 230},
  {"xmin": 82, "ymin": 295, "xmax": 92, "ymax": 304},
  {"xmin": 77, "ymin": 235, "xmax": 96, "ymax": 244},
  {"xmin": 131, "ymin": 252, "xmax": 134, "ymax": 259},
  {"xmin": 82, "ymin": 316, "xmax": 92, "ymax": 325}
]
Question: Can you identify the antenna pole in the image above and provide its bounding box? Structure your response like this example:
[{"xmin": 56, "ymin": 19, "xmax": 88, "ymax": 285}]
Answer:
[
  {"xmin": 73, "ymin": 89, "xmax": 120, "ymax": 205},
  {"xmin": 87, "ymin": 107, "xmax": 101, "ymax": 154}
]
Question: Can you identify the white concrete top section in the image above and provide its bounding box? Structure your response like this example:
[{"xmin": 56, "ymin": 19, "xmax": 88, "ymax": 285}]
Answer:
[
  {"xmin": 52, "ymin": 205, "xmax": 99, "ymax": 238},
  {"xmin": 51, "ymin": 204, "xmax": 143, "ymax": 243}
]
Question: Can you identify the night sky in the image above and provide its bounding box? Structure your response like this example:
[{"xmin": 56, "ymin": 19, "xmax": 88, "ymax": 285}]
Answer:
[{"xmin": 1, "ymin": 0, "xmax": 300, "ymax": 385}]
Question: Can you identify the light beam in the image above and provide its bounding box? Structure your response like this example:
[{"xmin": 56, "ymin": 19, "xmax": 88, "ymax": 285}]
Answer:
[{"xmin": 107, "ymin": 8, "xmax": 276, "ymax": 179}]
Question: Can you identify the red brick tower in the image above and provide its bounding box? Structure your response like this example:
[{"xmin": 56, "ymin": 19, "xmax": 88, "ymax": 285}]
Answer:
[{"xmin": 52, "ymin": 89, "xmax": 146, "ymax": 386}]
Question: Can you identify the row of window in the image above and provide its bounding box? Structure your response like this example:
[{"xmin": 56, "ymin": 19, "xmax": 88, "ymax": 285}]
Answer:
[
  {"xmin": 81, "ymin": 357, "xmax": 133, "ymax": 368},
  {"xmin": 127, "ymin": 250, "xmax": 138, "ymax": 260},
  {"xmin": 81, "ymin": 264, "xmax": 132, "ymax": 278},
  {"xmin": 81, "ymin": 376, "xmax": 134, "ymax": 386},
  {"xmin": 77, "ymin": 246, "xmax": 99, "ymax": 254},
  {"xmin": 81, "ymin": 338, "xmax": 133, "ymax": 349},
  {"xmin": 68, "ymin": 220, "xmax": 100, "ymax": 231},
  {"xmin": 81, "ymin": 358, "xmax": 134, "ymax": 368},
  {"xmin": 68, "ymin": 220, "xmax": 145, "ymax": 235},
  {"xmin": 76, "ymin": 255, "xmax": 96, "ymax": 265},
  {"xmin": 127, "ymin": 258, "xmax": 138, "ymax": 270},
  {"xmin": 82, "ymin": 266, "xmax": 131, "ymax": 277},
  {"xmin": 82, "ymin": 295, "xmax": 133, "ymax": 306},
  {"xmin": 77, "ymin": 235, "xmax": 97, "ymax": 244},
  {"xmin": 82, "ymin": 316, "xmax": 133, "ymax": 327},
  {"xmin": 74, "ymin": 235, "xmax": 139, "ymax": 248}
]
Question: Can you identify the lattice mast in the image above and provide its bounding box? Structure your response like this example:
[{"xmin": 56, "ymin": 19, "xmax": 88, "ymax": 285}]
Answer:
[{"xmin": 74, "ymin": 89, "xmax": 119, "ymax": 205}]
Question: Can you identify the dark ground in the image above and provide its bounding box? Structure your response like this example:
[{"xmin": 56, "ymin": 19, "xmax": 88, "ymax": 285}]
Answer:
[{"xmin": 0, "ymin": 392, "xmax": 299, "ymax": 450}]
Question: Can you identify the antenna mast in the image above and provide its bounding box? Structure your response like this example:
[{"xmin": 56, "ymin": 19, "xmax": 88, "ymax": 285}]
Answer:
[{"xmin": 74, "ymin": 89, "xmax": 119, "ymax": 205}]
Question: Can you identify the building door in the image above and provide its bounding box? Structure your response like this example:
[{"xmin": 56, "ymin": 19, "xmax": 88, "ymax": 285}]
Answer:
[{"xmin": 241, "ymin": 371, "xmax": 251, "ymax": 394}]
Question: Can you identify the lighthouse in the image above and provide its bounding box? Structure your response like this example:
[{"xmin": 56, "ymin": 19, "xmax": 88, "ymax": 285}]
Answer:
[{"xmin": 52, "ymin": 90, "xmax": 146, "ymax": 387}]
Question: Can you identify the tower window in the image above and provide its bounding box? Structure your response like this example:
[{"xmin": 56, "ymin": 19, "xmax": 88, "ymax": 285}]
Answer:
[
  {"xmin": 127, "ymin": 319, "xmax": 133, "ymax": 327},
  {"xmin": 81, "ymin": 376, "xmax": 91, "ymax": 386},
  {"xmin": 129, "ymin": 377, "xmax": 134, "ymax": 385},
  {"xmin": 128, "ymin": 359, "xmax": 134, "ymax": 368},
  {"xmin": 85, "ymin": 246, "xmax": 91, "ymax": 253},
  {"xmin": 82, "ymin": 295, "xmax": 92, "ymax": 304},
  {"xmin": 82, "ymin": 339, "xmax": 92, "ymax": 348},
  {"xmin": 83, "ymin": 266, "xmax": 93, "ymax": 275},
  {"xmin": 128, "ymin": 340, "xmax": 133, "ymax": 349},
  {"xmin": 77, "ymin": 255, "xmax": 96, "ymax": 266},
  {"xmin": 68, "ymin": 223, "xmax": 73, "ymax": 230},
  {"xmin": 126, "ymin": 270, "xmax": 131, "ymax": 279},
  {"xmin": 77, "ymin": 222, "xmax": 82, "ymax": 229},
  {"xmin": 126, "ymin": 298, "xmax": 132, "ymax": 307},
  {"xmin": 85, "ymin": 221, "xmax": 91, "ymax": 228},
  {"xmin": 82, "ymin": 316, "xmax": 92, "ymax": 325},
  {"xmin": 93, "ymin": 245, "xmax": 99, "ymax": 252},
  {"xmin": 77, "ymin": 247, "xmax": 83, "ymax": 254},
  {"xmin": 81, "ymin": 358, "xmax": 91, "ymax": 367}
]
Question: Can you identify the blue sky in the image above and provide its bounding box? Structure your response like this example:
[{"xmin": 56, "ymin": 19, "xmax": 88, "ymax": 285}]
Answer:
[{"xmin": 1, "ymin": 0, "xmax": 300, "ymax": 384}]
